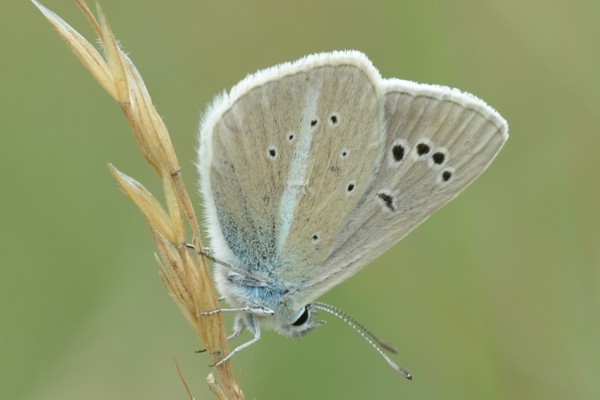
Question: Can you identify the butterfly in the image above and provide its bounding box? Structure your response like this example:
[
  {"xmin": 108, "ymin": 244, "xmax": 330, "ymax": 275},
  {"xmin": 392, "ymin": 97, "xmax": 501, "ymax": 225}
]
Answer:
[{"xmin": 197, "ymin": 51, "xmax": 508, "ymax": 377}]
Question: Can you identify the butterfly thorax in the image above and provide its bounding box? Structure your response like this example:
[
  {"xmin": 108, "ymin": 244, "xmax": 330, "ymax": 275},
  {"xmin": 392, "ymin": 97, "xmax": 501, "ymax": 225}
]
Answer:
[{"xmin": 214, "ymin": 264, "xmax": 321, "ymax": 336}]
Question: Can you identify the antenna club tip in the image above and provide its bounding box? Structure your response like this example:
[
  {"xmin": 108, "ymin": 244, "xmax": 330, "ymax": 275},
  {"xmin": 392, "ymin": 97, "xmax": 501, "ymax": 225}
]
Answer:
[{"xmin": 406, "ymin": 373, "xmax": 413, "ymax": 380}]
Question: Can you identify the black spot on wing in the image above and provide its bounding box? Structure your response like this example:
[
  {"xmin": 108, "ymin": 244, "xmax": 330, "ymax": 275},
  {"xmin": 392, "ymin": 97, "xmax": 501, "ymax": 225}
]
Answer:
[{"xmin": 376, "ymin": 190, "xmax": 396, "ymax": 212}]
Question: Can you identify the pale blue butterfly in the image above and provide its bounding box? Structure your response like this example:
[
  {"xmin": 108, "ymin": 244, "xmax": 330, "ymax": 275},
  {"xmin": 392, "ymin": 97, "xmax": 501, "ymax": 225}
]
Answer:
[{"xmin": 197, "ymin": 51, "xmax": 508, "ymax": 378}]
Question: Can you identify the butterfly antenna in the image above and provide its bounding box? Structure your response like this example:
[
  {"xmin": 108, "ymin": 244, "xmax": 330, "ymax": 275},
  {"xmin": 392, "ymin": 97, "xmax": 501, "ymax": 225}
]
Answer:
[{"xmin": 313, "ymin": 302, "xmax": 412, "ymax": 380}]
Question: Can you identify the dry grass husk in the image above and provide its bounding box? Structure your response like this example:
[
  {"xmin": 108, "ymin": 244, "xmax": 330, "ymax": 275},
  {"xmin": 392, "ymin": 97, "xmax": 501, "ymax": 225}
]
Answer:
[{"xmin": 33, "ymin": 1, "xmax": 244, "ymax": 398}]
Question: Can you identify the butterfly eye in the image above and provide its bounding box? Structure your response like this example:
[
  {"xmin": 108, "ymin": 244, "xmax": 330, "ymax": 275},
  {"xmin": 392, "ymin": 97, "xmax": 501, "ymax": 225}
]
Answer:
[{"xmin": 292, "ymin": 306, "xmax": 310, "ymax": 326}]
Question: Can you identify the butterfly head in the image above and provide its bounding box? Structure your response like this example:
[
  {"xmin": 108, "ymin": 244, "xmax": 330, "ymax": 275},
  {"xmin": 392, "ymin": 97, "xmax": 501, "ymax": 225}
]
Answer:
[{"xmin": 271, "ymin": 303, "xmax": 323, "ymax": 337}]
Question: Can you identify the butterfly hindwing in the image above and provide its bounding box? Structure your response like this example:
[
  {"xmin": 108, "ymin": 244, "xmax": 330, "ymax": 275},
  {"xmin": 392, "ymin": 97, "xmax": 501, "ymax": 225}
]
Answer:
[
  {"xmin": 275, "ymin": 58, "xmax": 383, "ymax": 285},
  {"xmin": 200, "ymin": 52, "xmax": 384, "ymax": 284}
]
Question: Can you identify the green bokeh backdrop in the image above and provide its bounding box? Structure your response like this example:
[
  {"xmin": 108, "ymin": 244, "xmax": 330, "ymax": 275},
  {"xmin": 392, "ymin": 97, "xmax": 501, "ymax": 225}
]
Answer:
[{"xmin": 3, "ymin": 1, "xmax": 599, "ymax": 399}]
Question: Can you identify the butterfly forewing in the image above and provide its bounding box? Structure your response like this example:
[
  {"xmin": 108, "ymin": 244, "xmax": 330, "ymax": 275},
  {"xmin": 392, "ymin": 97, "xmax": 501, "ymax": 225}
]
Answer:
[{"xmin": 300, "ymin": 81, "xmax": 508, "ymax": 301}]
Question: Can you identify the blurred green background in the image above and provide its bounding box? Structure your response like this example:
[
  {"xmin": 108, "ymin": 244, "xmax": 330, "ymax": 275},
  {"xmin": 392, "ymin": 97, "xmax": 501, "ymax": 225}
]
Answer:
[{"xmin": 3, "ymin": 0, "xmax": 598, "ymax": 399}]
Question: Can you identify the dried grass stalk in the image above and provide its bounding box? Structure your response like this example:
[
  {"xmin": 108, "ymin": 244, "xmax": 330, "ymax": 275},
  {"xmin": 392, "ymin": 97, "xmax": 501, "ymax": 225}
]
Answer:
[{"xmin": 32, "ymin": 1, "xmax": 244, "ymax": 398}]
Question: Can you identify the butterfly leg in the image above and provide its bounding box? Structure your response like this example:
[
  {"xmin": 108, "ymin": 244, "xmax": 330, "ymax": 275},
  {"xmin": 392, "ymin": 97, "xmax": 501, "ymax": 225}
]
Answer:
[
  {"xmin": 185, "ymin": 244, "xmax": 229, "ymax": 268},
  {"xmin": 200, "ymin": 305, "xmax": 274, "ymax": 317},
  {"xmin": 196, "ymin": 315, "xmax": 246, "ymax": 353},
  {"xmin": 213, "ymin": 314, "xmax": 261, "ymax": 367},
  {"xmin": 227, "ymin": 314, "xmax": 246, "ymax": 340}
]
